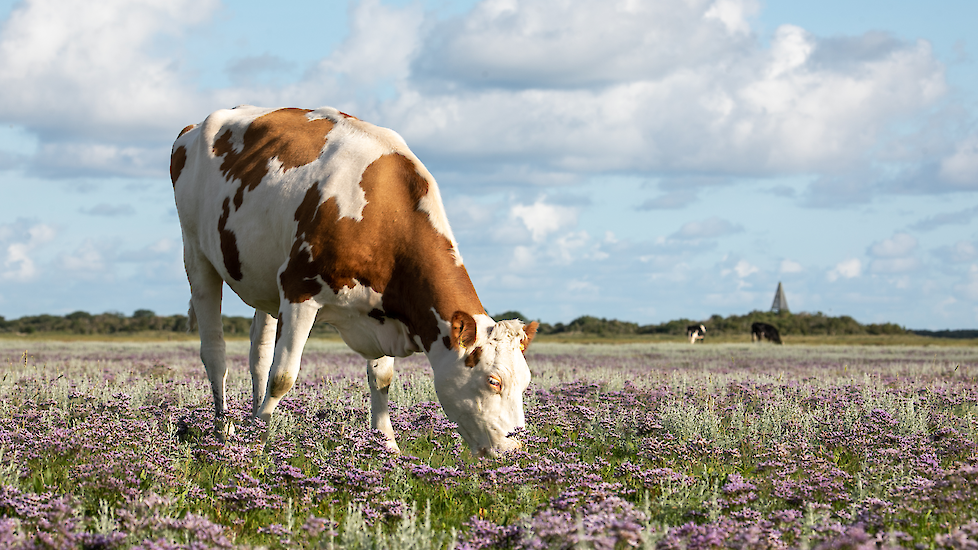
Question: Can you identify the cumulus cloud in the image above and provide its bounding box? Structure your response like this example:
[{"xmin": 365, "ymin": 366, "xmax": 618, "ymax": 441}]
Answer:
[
  {"xmin": 827, "ymin": 258, "xmax": 862, "ymax": 281},
  {"xmin": 56, "ymin": 238, "xmax": 114, "ymax": 279},
  {"xmin": 386, "ymin": 0, "xmax": 947, "ymax": 181},
  {"xmin": 866, "ymin": 233, "xmax": 920, "ymax": 273},
  {"xmin": 0, "ymin": 219, "xmax": 56, "ymax": 281},
  {"xmin": 510, "ymin": 198, "xmax": 579, "ymax": 242},
  {"xmin": 0, "ymin": 0, "xmax": 216, "ymax": 136},
  {"xmin": 0, "ymin": 0, "xmax": 219, "ymax": 179},
  {"xmin": 0, "ymin": 0, "xmax": 957, "ymax": 191}
]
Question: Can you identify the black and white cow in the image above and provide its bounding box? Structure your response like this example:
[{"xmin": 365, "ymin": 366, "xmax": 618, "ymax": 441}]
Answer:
[{"xmin": 686, "ymin": 324, "xmax": 706, "ymax": 344}]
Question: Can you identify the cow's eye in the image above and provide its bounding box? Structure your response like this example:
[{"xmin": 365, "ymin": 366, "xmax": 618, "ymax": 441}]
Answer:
[{"xmin": 487, "ymin": 375, "xmax": 502, "ymax": 392}]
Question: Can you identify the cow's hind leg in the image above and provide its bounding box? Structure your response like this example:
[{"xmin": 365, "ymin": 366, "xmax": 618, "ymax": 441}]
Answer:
[
  {"xmin": 187, "ymin": 256, "xmax": 233, "ymax": 441},
  {"xmin": 256, "ymin": 301, "xmax": 319, "ymax": 432},
  {"xmin": 367, "ymin": 356, "xmax": 400, "ymax": 453},
  {"xmin": 249, "ymin": 310, "xmax": 278, "ymax": 417}
]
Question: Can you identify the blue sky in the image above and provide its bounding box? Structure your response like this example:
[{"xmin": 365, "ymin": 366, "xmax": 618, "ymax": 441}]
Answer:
[{"xmin": 0, "ymin": 0, "xmax": 977, "ymax": 329}]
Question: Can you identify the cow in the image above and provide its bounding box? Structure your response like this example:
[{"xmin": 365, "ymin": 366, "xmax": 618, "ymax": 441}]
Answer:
[
  {"xmin": 171, "ymin": 106, "xmax": 539, "ymax": 457},
  {"xmin": 686, "ymin": 324, "xmax": 706, "ymax": 344},
  {"xmin": 751, "ymin": 322, "xmax": 782, "ymax": 344}
]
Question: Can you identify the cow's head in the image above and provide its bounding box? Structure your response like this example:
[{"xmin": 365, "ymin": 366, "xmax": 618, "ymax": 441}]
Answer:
[{"xmin": 434, "ymin": 312, "xmax": 538, "ymax": 457}]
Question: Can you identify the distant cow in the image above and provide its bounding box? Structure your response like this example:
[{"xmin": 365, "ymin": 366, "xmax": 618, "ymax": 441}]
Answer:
[
  {"xmin": 751, "ymin": 322, "xmax": 782, "ymax": 344},
  {"xmin": 687, "ymin": 324, "xmax": 706, "ymax": 344},
  {"xmin": 171, "ymin": 106, "xmax": 538, "ymax": 457}
]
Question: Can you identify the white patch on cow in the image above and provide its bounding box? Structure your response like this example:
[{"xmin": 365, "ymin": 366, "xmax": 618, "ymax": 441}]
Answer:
[
  {"xmin": 313, "ymin": 281, "xmax": 422, "ymax": 359},
  {"xmin": 200, "ymin": 105, "xmax": 279, "ymax": 158}
]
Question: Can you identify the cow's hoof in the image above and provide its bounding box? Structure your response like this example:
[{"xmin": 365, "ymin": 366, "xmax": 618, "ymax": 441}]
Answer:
[
  {"xmin": 384, "ymin": 440, "xmax": 402, "ymax": 454},
  {"xmin": 214, "ymin": 418, "xmax": 235, "ymax": 443}
]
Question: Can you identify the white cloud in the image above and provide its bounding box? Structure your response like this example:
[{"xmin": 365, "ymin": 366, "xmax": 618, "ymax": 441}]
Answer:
[
  {"xmin": 0, "ymin": 219, "xmax": 56, "ymax": 282},
  {"xmin": 0, "ymin": 0, "xmax": 216, "ymax": 135},
  {"xmin": 704, "ymin": 0, "xmax": 757, "ymax": 36},
  {"xmin": 510, "ymin": 198, "xmax": 578, "ymax": 242},
  {"xmin": 733, "ymin": 259, "xmax": 758, "ymax": 278},
  {"xmin": 312, "ymin": 0, "xmax": 422, "ymax": 89},
  {"xmin": 939, "ymin": 134, "xmax": 978, "ymax": 187},
  {"xmin": 827, "ymin": 258, "xmax": 862, "ymax": 281},
  {"xmin": 869, "ymin": 232, "xmax": 917, "ymax": 257},
  {"xmin": 57, "ymin": 238, "xmax": 113, "ymax": 279},
  {"xmin": 386, "ymin": 0, "xmax": 947, "ymax": 181},
  {"xmin": 780, "ymin": 259, "xmax": 803, "ymax": 273},
  {"xmin": 867, "ymin": 232, "xmax": 920, "ymax": 273}
]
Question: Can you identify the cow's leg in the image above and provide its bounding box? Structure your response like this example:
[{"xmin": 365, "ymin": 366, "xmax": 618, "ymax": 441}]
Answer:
[
  {"xmin": 249, "ymin": 310, "xmax": 278, "ymax": 417},
  {"xmin": 187, "ymin": 255, "xmax": 233, "ymax": 441},
  {"xmin": 367, "ymin": 356, "xmax": 401, "ymax": 453},
  {"xmin": 256, "ymin": 300, "xmax": 319, "ymax": 426}
]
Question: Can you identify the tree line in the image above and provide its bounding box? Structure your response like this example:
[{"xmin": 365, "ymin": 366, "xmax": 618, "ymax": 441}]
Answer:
[
  {"xmin": 497, "ymin": 310, "xmax": 909, "ymax": 337},
  {"xmin": 0, "ymin": 309, "xmax": 914, "ymax": 337}
]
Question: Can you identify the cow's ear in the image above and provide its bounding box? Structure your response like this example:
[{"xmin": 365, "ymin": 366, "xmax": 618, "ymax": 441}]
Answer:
[
  {"xmin": 450, "ymin": 311, "xmax": 477, "ymax": 350},
  {"xmin": 520, "ymin": 321, "xmax": 539, "ymax": 353}
]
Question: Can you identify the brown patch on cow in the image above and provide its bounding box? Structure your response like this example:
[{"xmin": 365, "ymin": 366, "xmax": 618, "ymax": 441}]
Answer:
[
  {"xmin": 279, "ymin": 152, "xmax": 485, "ymax": 352},
  {"xmin": 521, "ymin": 321, "xmax": 539, "ymax": 354},
  {"xmin": 275, "ymin": 318, "xmax": 283, "ymax": 345},
  {"xmin": 170, "ymin": 145, "xmax": 187, "ymax": 187},
  {"xmin": 218, "ymin": 197, "xmax": 243, "ymax": 281},
  {"xmin": 212, "ymin": 108, "xmax": 335, "ymax": 209},
  {"xmin": 338, "ymin": 111, "xmax": 358, "ymax": 120},
  {"xmin": 177, "ymin": 124, "xmax": 197, "ymax": 138},
  {"xmin": 464, "ymin": 345, "xmax": 483, "ymax": 368},
  {"xmin": 451, "ymin": 311, "xmax": 477, "ymax": 350}
]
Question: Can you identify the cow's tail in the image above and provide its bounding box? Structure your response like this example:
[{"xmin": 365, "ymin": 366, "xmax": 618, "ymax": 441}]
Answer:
[{"xmin": 187, "ymin": 300, "xmax": 198, "ymax": 333}]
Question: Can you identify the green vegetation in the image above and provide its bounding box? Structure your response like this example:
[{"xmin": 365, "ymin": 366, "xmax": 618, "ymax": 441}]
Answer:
[
  {"xmin": 2, "ymin": 341, "xmax": 978, "ymax": 547},
  {"xmin": 525, "ymin": 310, "xmax": 907, "ymax": 337},
  {"xmin": 0, "ymin": 308, "xmax": 970, "ymax": 346},
  {"xmin": 0, "ymin": 310, "xmax": 338, "ymax": 338}
]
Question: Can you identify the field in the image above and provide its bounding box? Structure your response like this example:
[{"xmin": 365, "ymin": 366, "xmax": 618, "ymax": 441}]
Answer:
[{"xmin": 1, "ymin": 340, "xmax": 978, "ymax": 549}]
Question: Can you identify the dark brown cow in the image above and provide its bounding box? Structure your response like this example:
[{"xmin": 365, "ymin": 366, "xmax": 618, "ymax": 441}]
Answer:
[{"xmin": 751, "ymin": 322, "xmax": 782, "ymax": 344}]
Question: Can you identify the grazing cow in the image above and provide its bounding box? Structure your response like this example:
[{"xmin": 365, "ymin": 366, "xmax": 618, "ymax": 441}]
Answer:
[
  {"xmin": 751, "ymin": 322, "xmax": 782, "ymax": 344},
  {"xmin": 171, "ymin": 106, "xmax": 538, "ymax": 457},
  {"xmin": 686, "ymin": 324, "xmax": 706, "ymax": 344}
]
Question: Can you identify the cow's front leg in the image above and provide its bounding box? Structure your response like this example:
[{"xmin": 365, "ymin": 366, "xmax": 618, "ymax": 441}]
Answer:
[
  {"xmin": 256, "ymin": 301, "xmax": 319, "ymax": 430},
  {"xmin": 249, "ymin": 310, "xmax": 278, "ymax": 417},
  {"xmin": 367, "ymin": 356, "xmax": 400, "ymax": 453}
]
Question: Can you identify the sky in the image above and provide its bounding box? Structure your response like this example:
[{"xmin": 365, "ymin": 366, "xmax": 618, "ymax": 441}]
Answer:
[{"xmin": 0, "ymin": 0, "xmax": 977, "ymax": 330}]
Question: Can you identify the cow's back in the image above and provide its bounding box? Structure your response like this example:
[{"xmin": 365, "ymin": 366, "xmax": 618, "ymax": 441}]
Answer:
[{"xmin": 171, "ymin": 106, "xmax": 482, "ymax": 353}]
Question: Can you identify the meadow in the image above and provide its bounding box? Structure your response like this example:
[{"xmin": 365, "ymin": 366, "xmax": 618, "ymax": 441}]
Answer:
[{"xmin": 1, "ymin": 339, "xmax": 977, "ymax": 549}]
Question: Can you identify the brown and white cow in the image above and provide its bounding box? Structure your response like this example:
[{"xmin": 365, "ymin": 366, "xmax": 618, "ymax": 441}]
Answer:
[{"xmin": 171, "ymin": 106, "xmax": 538, "ymax": 457}]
